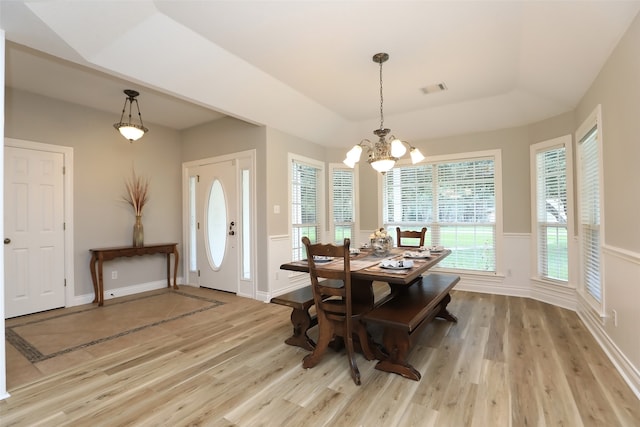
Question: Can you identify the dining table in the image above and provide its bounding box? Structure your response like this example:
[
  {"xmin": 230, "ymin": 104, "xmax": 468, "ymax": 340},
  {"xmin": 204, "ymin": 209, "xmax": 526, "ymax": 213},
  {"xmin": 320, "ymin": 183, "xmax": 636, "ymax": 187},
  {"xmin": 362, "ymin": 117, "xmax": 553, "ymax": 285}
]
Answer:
[
  {"xmin": 280, "ymin": 247, "xmax": 451, "ymax": 309},
  {"xmin": 279, "ymin": 247, "xmax": 452, "ymax": 365}
]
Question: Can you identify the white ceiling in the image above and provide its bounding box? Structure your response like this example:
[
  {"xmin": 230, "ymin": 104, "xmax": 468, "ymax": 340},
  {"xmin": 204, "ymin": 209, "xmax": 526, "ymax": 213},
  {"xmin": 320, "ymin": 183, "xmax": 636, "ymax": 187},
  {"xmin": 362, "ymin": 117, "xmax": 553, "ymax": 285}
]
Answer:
[{"xmin": 3, "ymin": 1, "xmax": 640, "ymax": 147}]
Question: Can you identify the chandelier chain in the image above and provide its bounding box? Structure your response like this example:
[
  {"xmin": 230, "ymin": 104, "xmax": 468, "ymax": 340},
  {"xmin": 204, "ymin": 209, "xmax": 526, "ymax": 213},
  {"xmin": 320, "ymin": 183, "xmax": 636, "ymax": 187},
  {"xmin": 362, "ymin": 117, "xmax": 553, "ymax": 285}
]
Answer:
[{"xmin": 379, "ymin": 58, "xmax": 384, "ymax": 130}]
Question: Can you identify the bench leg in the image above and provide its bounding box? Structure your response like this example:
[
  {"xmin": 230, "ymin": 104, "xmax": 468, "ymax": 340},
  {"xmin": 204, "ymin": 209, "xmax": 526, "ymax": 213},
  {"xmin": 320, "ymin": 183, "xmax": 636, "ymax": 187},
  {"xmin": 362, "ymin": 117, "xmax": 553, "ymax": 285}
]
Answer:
[
  {"xmin": 285, "ymin": 308, "xmax": 316, "ymax": 351},
  {"xmin": 375, "ymin": 296, "xmax": 458, "ymax": 380},
  {"xmin": 436, "ymin": 293, "xmax": 458, "ymax": 322}
]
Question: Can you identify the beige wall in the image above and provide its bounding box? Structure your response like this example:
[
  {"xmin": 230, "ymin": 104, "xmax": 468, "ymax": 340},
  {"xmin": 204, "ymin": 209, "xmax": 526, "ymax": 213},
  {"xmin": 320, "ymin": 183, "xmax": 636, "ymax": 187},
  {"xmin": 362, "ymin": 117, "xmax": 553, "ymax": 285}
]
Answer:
[
  {"xmin": 181, "ymin": 116, "xmax": 265, "ymax": 163},
  {"xmin": 5, "ymin": 88, "xmax": 183, "ymax": 297},
  {"xmin": 180, "ymin": 117, "xmax": 270, "ymax": 293},
  {"xmin": 265, "ymin": 127, "xmax": 327, "ymax": 236},
  {"xmin": 576, "ymin": 11, "xmax": 640, "ymax": 253}
]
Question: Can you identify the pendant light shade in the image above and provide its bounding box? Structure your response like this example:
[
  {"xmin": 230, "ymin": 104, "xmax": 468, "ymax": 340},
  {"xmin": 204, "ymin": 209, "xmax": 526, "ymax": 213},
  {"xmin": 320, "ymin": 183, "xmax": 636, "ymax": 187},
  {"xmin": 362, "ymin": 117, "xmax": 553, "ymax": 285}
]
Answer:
[{"xmin": 114, "ymin": 89, "xmax": 149, "ymax": 142}]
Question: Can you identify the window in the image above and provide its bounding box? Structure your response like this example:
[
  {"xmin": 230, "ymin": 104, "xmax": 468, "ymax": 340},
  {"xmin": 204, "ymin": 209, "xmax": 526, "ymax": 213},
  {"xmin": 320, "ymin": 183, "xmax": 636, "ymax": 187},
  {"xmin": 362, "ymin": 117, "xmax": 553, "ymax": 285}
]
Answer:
[
  {"xmin": 290, "ymin": 155, "xmax": 324, "ymax": 261},
  {"xmin": 576, "ymin": 106, "xmax": 604, "ymax": 309},
  {"xmin": 329, "ymin": 165, "xmax": 357, "ymax": 244},
  {"xmin": 241, "ymin": 168, "xmax": 251, "ymax": 280},
  {"xmin": 383, "ymin": 150, "xmax": 501, "ymax": 273},
  {"xmin": 188, "ymin": 175, "xmax": 197, "ymax": 272},
  {"xmin": 531, "ymin": 136, "xmax": 572, "ymax": 283}
]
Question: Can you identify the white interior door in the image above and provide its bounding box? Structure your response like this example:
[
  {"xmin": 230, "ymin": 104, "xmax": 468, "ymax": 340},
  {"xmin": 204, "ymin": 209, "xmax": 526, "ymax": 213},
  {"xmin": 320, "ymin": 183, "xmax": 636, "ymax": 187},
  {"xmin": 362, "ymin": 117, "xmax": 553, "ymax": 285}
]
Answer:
[
  {"xmin": 4, "ymin": 146, "xmax": 65, "ymax": 318},
  {"xmin": 195, "ymin": 160, "xmax": 238, "ymax": 293}
]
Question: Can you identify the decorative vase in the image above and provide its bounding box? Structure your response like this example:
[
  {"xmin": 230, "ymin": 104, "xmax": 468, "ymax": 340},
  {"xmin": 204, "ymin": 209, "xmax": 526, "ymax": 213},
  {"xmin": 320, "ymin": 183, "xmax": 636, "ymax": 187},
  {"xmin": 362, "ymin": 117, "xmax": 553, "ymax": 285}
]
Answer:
[
  {"xmin": 133, "ymin": 215, "xmax": 144, "ymax": 247},
  {"xmin": 371, "ymin": 236, "xmax": 392, "ymax": 257}
]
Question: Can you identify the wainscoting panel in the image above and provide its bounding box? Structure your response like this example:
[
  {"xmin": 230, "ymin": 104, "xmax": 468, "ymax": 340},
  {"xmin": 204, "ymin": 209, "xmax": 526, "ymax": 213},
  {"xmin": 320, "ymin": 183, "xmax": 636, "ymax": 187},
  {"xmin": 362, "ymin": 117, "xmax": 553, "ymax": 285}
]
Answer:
[
  {"xmin": 577, "ymin": 245, "xmax": 640, "ymax": 399},
  {"xmin": 265, "ymin": 235, "xmax": 307, "ymax": 302}
]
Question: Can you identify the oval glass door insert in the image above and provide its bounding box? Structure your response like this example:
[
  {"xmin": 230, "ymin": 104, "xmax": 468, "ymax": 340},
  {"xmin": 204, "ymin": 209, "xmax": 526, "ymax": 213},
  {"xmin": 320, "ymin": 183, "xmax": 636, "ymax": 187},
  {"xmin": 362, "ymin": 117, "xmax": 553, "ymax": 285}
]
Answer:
[{"xmin": 207, "ymin": 179, "xmax": 227, "ymax": 269}]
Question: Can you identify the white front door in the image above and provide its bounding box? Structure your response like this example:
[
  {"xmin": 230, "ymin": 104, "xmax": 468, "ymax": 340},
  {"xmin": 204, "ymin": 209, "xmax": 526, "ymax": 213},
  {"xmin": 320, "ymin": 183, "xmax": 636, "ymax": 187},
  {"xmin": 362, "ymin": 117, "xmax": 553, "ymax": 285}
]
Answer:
[
  {"xmin": 4, "ymin": 146, "xmax": 65, "ymax": 318},
  {"xmin": 194, "ymin": 160, "xmax": 238, "ymax": 293}
]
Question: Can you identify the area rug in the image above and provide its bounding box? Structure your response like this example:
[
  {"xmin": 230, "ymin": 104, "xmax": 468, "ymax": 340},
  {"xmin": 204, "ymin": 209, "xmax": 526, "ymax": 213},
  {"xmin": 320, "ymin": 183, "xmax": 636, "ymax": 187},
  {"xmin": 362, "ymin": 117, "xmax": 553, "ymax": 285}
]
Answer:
[{"xmin": 6, "ymin": 289, "xmax": 224, "ymax": 363}]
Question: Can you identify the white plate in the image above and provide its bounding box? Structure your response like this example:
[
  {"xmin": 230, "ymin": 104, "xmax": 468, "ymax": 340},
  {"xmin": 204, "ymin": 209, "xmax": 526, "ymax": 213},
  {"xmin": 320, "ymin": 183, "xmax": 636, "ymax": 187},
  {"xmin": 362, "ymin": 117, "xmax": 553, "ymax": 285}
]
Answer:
[
  {"xmin": 404, "ymin": 253, "xmax": 430, "ymax": 259},
  {"xmin": 380, "ymin": 264, "xmax": 412, "ymax": 270},
  {"xmin": 313, "ymin": 256, "xmax": 333, "ymax": 263}
]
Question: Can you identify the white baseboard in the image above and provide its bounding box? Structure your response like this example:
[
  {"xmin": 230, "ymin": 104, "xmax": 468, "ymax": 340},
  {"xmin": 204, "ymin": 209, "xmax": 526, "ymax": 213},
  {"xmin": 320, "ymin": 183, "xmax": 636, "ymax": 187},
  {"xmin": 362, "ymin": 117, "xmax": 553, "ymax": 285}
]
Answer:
[
  {"xmin": 256, "ymin": 291, "xmax": 271, "ymax": 303},
  {"xmin": 453, "ymin": 273, "xmax": 530, "ymax": 298},
  {"xmin": 71, "ymin": 277, "xmax": 185, "ymax": 307}
]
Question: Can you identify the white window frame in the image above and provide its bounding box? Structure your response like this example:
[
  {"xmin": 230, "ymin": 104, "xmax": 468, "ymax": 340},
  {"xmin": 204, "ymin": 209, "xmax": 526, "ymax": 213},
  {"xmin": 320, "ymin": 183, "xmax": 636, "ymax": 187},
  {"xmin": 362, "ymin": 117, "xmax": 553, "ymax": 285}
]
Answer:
[
  {"xmin": 529, "ymin": 135, "xmax": 575, "ymax": 286},
  {"xmin": 328, "ymin": 163, "xmax": 358, "ymax": 245},
  {"xmin": 379, "ymin": 149, "xmax": 503, "ymax": 275},
  {"xmin": 288, "ymin": 153, "xmax": 325, "ymax": 261},
  {"xmin": 575, "ymin": 105, "xmax": 605, "ymax": 314}
]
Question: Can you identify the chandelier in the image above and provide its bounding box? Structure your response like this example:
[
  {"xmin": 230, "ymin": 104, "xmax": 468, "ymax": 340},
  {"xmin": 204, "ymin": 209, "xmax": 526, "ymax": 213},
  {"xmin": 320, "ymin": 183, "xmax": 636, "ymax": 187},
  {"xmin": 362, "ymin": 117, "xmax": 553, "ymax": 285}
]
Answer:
[
  {"xmin": 114, "ymin": 89, "xmax": 149, "ymax": 142},
  {"xmin": 343, "ymin": 53, "xmax": 424, "ymax": 173}
]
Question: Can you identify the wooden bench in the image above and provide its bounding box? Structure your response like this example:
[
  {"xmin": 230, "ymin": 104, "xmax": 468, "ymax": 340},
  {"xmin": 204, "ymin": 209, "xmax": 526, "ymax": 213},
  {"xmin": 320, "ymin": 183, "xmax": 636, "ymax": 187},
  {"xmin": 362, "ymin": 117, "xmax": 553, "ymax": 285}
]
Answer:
[
  {"xmin": 363, "ymin": 273, "xmax": 460, "ymax": 380},
  {"xmin": 271, "ymin": 280, "xmax": 345, "ymax": 351},
  {"xmin": 271, "ymin": 285, "xmax": 318, "ymax": 351}
]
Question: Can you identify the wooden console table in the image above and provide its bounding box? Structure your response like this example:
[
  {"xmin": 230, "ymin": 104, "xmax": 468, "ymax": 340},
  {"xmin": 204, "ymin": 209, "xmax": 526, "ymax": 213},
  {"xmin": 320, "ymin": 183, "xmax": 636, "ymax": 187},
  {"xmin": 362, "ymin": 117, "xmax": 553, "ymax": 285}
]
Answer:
[{"xmin": 89, "ymin": 243, "xmax": 179, "ymax": 306}]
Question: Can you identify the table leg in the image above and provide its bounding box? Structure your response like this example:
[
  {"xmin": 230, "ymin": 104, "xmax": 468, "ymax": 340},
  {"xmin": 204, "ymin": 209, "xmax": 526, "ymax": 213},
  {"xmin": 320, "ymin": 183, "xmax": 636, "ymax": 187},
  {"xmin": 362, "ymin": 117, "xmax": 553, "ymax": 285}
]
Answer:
[
  {"xmin": 375, "ymin": 296, "xmax": 458, "ymax": 380},
  {"xmin": 89, "ymin": 253, "xmax": 98, "ymax": 304},
  {"xmin": 375, "ymin": 329, "xmax": 422, "ymax": 381},
  {"xmin": 166, "ymin": 253, "xmax": 171, "ymax": 288},
  {"xmin": 352, "ymin": 278, "xmax": 374, "ymax": 308},
  {"xmin": 97, "ymin": 254, "xmax": 105, "ymax": 306},
  {"xmin": 172, "ymin": 247, "xmax": 179, "ymax": 289}
]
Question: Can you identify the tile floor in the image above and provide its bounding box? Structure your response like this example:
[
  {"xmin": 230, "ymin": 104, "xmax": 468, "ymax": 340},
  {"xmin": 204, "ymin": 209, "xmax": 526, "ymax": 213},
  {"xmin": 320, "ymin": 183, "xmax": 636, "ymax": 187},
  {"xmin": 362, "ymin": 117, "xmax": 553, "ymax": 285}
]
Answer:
[{"xmin": 4, "ymin": 286, "xmax": 226, "ymax": 390}]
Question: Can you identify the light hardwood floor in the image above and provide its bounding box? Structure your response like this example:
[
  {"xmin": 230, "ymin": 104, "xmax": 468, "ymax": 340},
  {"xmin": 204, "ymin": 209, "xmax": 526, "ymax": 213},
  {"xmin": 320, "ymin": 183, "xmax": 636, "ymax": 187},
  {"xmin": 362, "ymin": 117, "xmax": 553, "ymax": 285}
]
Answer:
[{"xmin": 2, "ymin": 285, "xmax": 639, "ymax": 426}]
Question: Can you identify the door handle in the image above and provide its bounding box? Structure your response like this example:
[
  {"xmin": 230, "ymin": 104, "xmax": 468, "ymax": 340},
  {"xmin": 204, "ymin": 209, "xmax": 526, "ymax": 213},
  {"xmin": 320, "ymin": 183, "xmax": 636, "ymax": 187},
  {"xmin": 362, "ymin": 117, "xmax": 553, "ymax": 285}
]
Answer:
[{"xmin": 4, "ymin": 238, "xmax": 10, "ymax": 244}]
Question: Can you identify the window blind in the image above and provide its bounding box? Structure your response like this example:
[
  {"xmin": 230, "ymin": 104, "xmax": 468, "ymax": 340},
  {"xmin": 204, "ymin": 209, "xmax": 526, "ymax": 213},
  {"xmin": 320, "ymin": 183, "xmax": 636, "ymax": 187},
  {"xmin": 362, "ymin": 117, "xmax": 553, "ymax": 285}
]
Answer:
[
  {"xmin": 291, "ymin": 160, "xmax": 320, "ymax": 260},
  {"xmin": 383, "ymin": 165, "xmax": 433, "ymax": 224},
  {"xmin": 579, "ymin": 126, "xmax": 602, "ymax": 302},
  {"xmin": 331, "ymin": 168, "xmax": 355, "ymax": 243},
  {"xmin": 535, "ymin": 146, "xmax": 568, "ymax": 281},
  {"xmin": 383, "ymin": 157, "xmax": 497, "ymax": 273}
]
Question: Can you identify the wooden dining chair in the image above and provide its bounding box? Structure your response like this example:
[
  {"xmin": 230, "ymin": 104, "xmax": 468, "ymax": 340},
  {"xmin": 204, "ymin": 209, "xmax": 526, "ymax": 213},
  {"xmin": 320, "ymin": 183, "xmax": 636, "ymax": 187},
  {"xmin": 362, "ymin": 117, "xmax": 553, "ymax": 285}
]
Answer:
[
  {"xmin": 301, "ymin": 236, "xmax": 375, "ymax": 385},
  {"xmin": 395, "ymin": 227, "xmax": 427, "ymax": 248}
]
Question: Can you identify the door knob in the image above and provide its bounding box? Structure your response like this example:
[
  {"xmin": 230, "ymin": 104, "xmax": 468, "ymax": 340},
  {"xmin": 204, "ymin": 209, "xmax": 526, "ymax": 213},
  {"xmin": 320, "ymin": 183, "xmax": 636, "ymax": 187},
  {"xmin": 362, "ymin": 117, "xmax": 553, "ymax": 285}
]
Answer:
[{"xmin": 4, "ymin": 238, "xmax": 10, "ymax": 244}]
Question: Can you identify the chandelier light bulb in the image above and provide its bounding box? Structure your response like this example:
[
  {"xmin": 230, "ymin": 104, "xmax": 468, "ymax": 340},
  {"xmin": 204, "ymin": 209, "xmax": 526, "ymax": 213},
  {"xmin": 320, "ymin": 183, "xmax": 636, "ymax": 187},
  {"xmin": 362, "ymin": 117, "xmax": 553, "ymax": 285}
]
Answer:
[
  {"xmin": 410, "ymin": 147, "xmax": 425, "ymax": 164},
  {"xmin": 343, "ymin": 156, "xmax": 357, "ymax": 168},
  {"xmin": 347, "ymin": 145, "xmax": 363, "ymax": 162},
  {"xmin": 390, "ymin": 138, "xmax": 407, "ymax": 158}
]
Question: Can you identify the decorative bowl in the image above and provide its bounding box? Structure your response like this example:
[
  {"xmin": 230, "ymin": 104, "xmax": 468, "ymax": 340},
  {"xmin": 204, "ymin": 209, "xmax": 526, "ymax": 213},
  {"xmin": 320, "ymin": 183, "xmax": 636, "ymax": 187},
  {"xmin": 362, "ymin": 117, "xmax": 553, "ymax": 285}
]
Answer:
[{"xmin": 371, "ymin": 236, "xmax": 393, "ymax": 257}]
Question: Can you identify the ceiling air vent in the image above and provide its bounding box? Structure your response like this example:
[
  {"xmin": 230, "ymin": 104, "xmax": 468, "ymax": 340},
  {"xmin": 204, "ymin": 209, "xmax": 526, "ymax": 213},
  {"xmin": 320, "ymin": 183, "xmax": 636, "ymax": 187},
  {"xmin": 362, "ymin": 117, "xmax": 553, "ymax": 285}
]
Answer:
[{"xmin": 421, "ymin": 82, "xmax": 448, "ymax": 95}]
